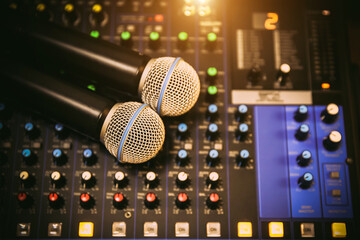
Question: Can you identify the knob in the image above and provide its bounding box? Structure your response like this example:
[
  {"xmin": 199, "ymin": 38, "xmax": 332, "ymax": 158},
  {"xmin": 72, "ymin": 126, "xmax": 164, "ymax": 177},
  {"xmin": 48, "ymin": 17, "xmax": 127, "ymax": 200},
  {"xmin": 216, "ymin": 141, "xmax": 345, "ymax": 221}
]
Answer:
[
  {"xmin": 247, "ymin": 64, "xmax": 264, "ymax": 85},
  {"xmin": 206, "ymin": 193, "xmax": 220, "ymax": 209},
  {"xmin": 113, "ymin": 193, "xmax": 128, "ymax": 209},
  {"xmin": 176, "ymin": 149, "xmax": 189, "ymax": 166},
  {"xmin": 177, "ymin": 32, "xmax": 189, "ymax": 50},
  {"xmin": 296, "ymin": 150, "xmax": 312, "ymax": 167},
  {"xmin": 176, "ymin": 192, "xmax": 190, "ymax": 209},
  {"xmin": 0, "ymin": 151, "xmax": 7, "ymax": 166},
  {"xmin": 54, "ymin": 123, "xmax": 68, "ymax": 140},
  {"xmin": 206, "ymin": 32, "xmax": 217, "ymax": 51},
  {"xmin": 35, "ymin": 2, "xmax": 52, "ymax": 21},
  {"xmin": 81, "ymin": 171, "xmax": 96, "ymax": 188},
  {"xmin": 80, "ymin": 192, "xmax": 94, "ymax": 209},
  {"xmin": 52, "ymin": 149, "xmax": 67, "ymax": 166},
  {"xmin": 276, "ymin": 63, "xmax": 291, "ymax": 86},
  {"xmin": 206, "ymin": 149, "xmax": 220, "ymax": 167},
  {"xmin": 149, "ymin": 32, "xmax": 161, "ymax": 50},
  {"xmin": 176, "ymin": 123, "xmax": 189, "ymax": 140},
  {"xmin": 22, "ymin": 149, "xmax": 37, "ymax": 166},
  {"xmin": 237, "ymin": 149, "xmax": 250, "ymax": 167},
  {"xmin": 206, "ymin": 171, "xmax": 220, "ymax": 188},
  {"xmin": 114, "ymin": 171, "xmax": 128, "ymax": 188},
  {"xmin": 120, "ymin": 31, "xmax": 133, "ymax": 48},
  {"xmin": 83, "ymin": 149, "xmax": 97, "ymax": 166},
  {"xmin": 235, "ymin": 105, "xmax": 248, "ymax": 122},
  {"xmin": 0, "ymin": 122, "xmax": 10, "ymax": 139},
  {"xmin": 63, "ymin": 3, "xmax": 79, "ymax": 25},
  {"xmin": 236, "ymin": 123, "xmax": 249, "ymax": 141},
  {"xmin": 298, "ymin": 172, "xmax": 313, "ymax": 189},
  {"xmin": 91, "ymin": 3, "xmax": 105, "ymax": 25},
  {"xmin": 19, "ymin": 170, "xmax": 35, "ymax": 188},
  {"xmin": 206, "ymin": 104, "xmax": 218, "ymax": 122},
  {"xmin": 144, "ymin": 192, "xmax": 159, "ymax": 209},
  {"xmin": 294, "ymin": 105, "xmax": 308, "ymax": 122},
  {"xmin": 206, "ymin": 86, "xmax": 218, "ymax": 103},
  {"xmin": 206, "ymin": 123, "xmax": 219, "ymax": 141},
  {"xmin": 295, "ymin": 124, "xmax": 310, "ymax": 141},
  {"xmin": 48, "ymin": 192, "xmax": 64, "ymax": 209},
  {"xmin": 206, "ymin": 67, "xmax": 218, "ymax": 84},
  {"xmin": 321, "ymin": 103, "xmax": 339, "ymax": 124},
  {"xmin": 145, "ymin": 171, "xmax": 158, "ymax": 188},
  {"xmin": 18, "ymin": 192, "xmax": 33, "ymax": 208},
  {"xmin": 176, "ymin": 171, "xmax": 190, "ymax": 188},
  {"xmin": 24, "ymin": 122, "xmax": 40, "ymax": 139},
  {"xmin": 323, "ymin": 131, "xmax": 342, "ymax": 151},
  {"xmin": 51, "ymin": 171, "xmax": 66, "ymax": 188}
]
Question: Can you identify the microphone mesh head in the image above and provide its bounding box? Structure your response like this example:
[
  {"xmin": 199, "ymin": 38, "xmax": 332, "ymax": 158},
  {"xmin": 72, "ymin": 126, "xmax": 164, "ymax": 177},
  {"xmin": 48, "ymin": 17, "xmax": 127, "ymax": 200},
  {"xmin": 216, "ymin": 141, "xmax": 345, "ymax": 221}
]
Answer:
[
  {"xmin": 102, "ymin": 102, "xmax": 165, "ymax": 164},
  {"xmin": 140, "ymin": 57, "xmax": 200, "ymax": 116}
]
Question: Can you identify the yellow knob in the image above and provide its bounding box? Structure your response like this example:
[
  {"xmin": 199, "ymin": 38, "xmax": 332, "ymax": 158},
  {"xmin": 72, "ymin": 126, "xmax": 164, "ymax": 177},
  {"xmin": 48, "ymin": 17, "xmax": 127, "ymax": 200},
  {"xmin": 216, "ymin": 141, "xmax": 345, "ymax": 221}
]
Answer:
[
  {"xmin": 64, "ymin": 3, "xmax": 74, "ymax": 13},
  {"xmin": 36, "ymin": 3, "xmax": 46, "ymax": 12},
  {"xmin": 92, "ymin": 4, "xmax": 102, "ymax": 13}
]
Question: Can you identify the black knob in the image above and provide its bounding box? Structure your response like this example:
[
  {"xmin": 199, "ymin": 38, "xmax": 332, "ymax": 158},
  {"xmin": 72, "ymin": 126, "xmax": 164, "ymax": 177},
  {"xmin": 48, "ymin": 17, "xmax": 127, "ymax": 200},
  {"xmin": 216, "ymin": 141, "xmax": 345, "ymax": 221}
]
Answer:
[
  {"xmin": 50, "ymin": 171, "xmax": 66, "ymax": 188},
  {"xmin": 144, "ymin": 192, "xmax": 159, "ymax": 209},
  {"xmin": 176, "ymin": 171, "xmax": 190, "ymax": 188},
  {"xmin": 295, "ymin": 124, "xmax": 310, "ymax": 141},
  {"xmin": 114, "ymin": 171, "xmax": 128, "ymax": 188},
  {"xmin": 276, "ymin": 63, "xmax": 291, "ymax": 86},
  {"xmin": 0, "ymin": 122, "xmax": 10, "ymax": 139},
  {"xmin": 0, "ymin": 151, "xmax": 7, "ymax": 166},
  {"xmin": 176, "ymin": 149, "xmax": 189, "ymax": 166},
  {"xmin": 176, "ymin": 123, "xmax": 189, "ymax": 140},
  {"xmin": 19, "ymin": 170, "xmax": 35, "ymax": 188},
  {"xmin": 91, "ymin": 3, "xmax": 105, "ymax": 25},
  {"xmin": 145, "ymin": 171, "xmax": 159, "ymax": 188},
  {"xmin": 323, "ymin": 131, "xmax": 342, "ymax": 151},
  {"xmin": 54, "ymin": 123, "xmax": 68, "ymax": 140},
  {"xmin": 83, "ymin": 149, "xmax": 97, "ymax": 166},
  {"xmin": 176, "ymin": 192, "xmax": 190, "ymax": 209},
  {"xmin": 235, "ymin": 105, "xmax": 248, "ymax": 122},
  {"xmin": 17, "ymin": 192, "xmax": 33, "ymax": 208},
  {"xmin": 294, "ymin": 105, "xmax": 308, "ymax": 122},
  {"xmin": 120, "ymin": 31, "xmax": 133, "ymax": 48},
  {"xmin": 149, "ymin": 32, "xmax": 161, "ymax": 50},
  {"xmin": 296, "ymin": 150, "xmax": 312, "ymax": 167},
  {"xmin": 206, "ymin": 67, "xmax": 218, "ymax": 84},
  {"xmin": 81, "ymin": 171, "xmax": 96, "ymax": 188},
  {"xmin": 237, "ymin": 149, "xmax": 250, "ymax": 167},
  {"xmin": 24, "ymin": 122, "xmax": 40, "ymax": 139},
  {"xmin": 205, "ymin": 32, "xmax": 217, "ymax": 51},
  {"xmin": 177, "ymin": 32, "xmax": 189, "ymax": 50},
  {"xmin": 22, "ymin": 149, "xmax": 37, "ymax": 166},
  {"xmin": 247, "ymin": 64, "xmax": 264, "ymax": 85},
  {"xmin": 206, "ymin": 171, "xmax": 220, "ymax": 189},
  {"xmin": 48, "ymin": 192, "xmax": 64, "ymax": 209},
  {"xmin": 206, "ymin": 149, "xmax": 220, "ymax": 167},
  {"xmin": 236, "ymin": 123, "xmax": 249, "ymax": 141},
  {"xmin": 206, "ymin": 86, "xmax": 218, "ymax": 103},
  {"xmin": 35, "ymin": 2, "xmax": 52, "ymax": 21},
  {"xmin": 298, "ymin": 172, "xmax": 314, "ymax": 189},
  {"xmin": 80, "ymin": 192, "xmax": 95, "ymax": 209},
  {"xmin": 206, "ymin": 123, "xmax": 219, "ymax": 141},
  {"xmin": 63, "ymin": 3, "xmax": 79, "ymax": 25},
  {"xmin": 206, "ymin": 192, "xmax": 220, "ymax": 209},
  {"xmin": 206, "ymin": 104, "xmax": 218, "ymax": 122},
  {"xmin": 113, "ymin": 193, "xmax": 128, "ymax": 209},
  {"xmin": 52, "ymin": 149, "xmax": 67, "ymax": 166},
  {"xmin": 321, "ymin": 103, "xmax": 339, "ymax": 124}
]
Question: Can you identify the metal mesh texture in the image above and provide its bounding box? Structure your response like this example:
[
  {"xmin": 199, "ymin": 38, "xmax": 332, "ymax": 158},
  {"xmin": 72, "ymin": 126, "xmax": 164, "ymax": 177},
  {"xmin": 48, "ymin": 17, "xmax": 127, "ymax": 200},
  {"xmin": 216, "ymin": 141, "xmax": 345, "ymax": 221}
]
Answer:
[
  {"xmin": 103, "ymin": 102, "xmax": 165, "ymax": 164},
  {"xmin": 141, "ymin": 57, "xmax": 200, "ymax": 116}
]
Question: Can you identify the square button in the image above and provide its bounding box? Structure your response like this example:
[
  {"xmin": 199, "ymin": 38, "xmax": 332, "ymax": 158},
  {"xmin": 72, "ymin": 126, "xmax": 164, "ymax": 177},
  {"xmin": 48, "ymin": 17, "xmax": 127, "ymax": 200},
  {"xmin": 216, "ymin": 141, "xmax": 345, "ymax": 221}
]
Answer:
[
  {"xmin": 112, "ymin": 222, "xmax": 126, "ymax": 237},
  {"xmin": 330, "ymin": 171, "xmax": 340, "ymax": 179},
  {"xmin": 17, "ymin": 223, "xmax": 31, "ymax": 237},
  {"xmin": 269, "ymin": 222, "xmax": 284, "ymax": 238},
  {"xmin": 206, "ymin": 222, "xmax": 221, "ymax": 237},
  {"xmin": 175, "ymin": 222, "xmax": 189, "ymax": 237},
  {"xmin": 144, "ymin": 222, "xmax": 158, "ymax": 237},
  {"xmin": 48, "ymin": 223, "xmax": 62, "ymax": 237},
  {"xmin": 79, "ymin": 222, "xmax": 94, "ymax": 237},
  {"xmin": 332, "ymin": 222, "xmax": 347, "ymax": 238},
  {"xmin": 237, "ymin": 222, "xmax": 252, "ymax": 237},
  {"xmin": 332, "ymin": 189, "xmax": 341, "ymax": 197},
  {"xmin": 300, "ymin": 223, "xmax": 315, "ymax": 238}
]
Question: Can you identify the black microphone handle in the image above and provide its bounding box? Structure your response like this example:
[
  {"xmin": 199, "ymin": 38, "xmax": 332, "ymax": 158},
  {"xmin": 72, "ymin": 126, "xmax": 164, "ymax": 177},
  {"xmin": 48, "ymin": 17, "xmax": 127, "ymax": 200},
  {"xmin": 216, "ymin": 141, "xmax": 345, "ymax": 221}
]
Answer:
[
  {"xmin": 0, "ymin": 61, "xmax": 116, "ymax": 140},
  {"xmin": 2, "ymin": 11, "xmax": 151, "ymax": 96}
]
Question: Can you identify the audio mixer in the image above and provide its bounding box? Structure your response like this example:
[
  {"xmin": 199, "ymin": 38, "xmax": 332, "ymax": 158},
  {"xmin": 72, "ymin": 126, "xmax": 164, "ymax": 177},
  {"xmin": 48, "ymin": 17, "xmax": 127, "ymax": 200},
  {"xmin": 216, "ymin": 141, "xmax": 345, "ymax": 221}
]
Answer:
[{"xmin": 1, "ymin": 0, "xmax": 360, "ymax": 239}]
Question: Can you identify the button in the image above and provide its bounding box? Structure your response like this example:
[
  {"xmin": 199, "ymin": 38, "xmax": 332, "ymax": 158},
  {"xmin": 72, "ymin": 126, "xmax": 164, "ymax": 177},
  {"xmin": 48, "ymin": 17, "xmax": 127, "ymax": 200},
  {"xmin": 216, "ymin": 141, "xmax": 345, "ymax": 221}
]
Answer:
[
  {"xmin": 149, "ymin": 32, "xmax": 161, "ymax": 50},
  {"xmin": 295, "ymin": 105, "xmax": 308, "ymax": 122},
  {"xmin": 176, "ymin": 171, "xmax": 190, "ymax": 188},
  {"xmin": 206, "ymin": 67, "xmax": 218, "ymax": 83},
  {"xmin": 330, "ymin": 171, "xmax": 340, "ymax": 179},
  {"xmin": 300, "ymin": 223, "xmax": 315, "ymax": 238},
  {"xmin": 206, "ymin": 32, "xmax": 217, "ymax": 50},
  {"xmin": 80, "ymin": 193, "xmax": 94, "ymax": 209},
  {"xmin": 206, "ymin": 171, "xmax": 219, "ymax": 188},
  {"xmin": 206, "ymin": 123, "xmax": 219, "ymax": 141},
  {"xmin": 206, "ymin": 104, "xmax": 218, "ymax": 122},
  {"xmin": 236, "ymin": 123, "xmax": 249, "ymax": 141},
  {"xmin": 298, "ymin": 172, "xmax": 314, "ymax": 189},
  {"xmin": 331, "ymin": 222, "xmax": 347, "ymax": 238},
  {"xmin": 114, "ymin": 171, "xmax": 128, "ymax": 188},
  {"xmin": 321, "ymin": 103, "xmax": 339, "ymax": 124},
  {"xmin": 235, "ymin": 104, "xmax": 248, "ymax": 122},
  {"xmin": 79, "ymin": 222, "xmax": 94, "ymax": 237},
  {"xmin": 51, "ymin": 171, "xmax": 65, "ymax": 188},
  {"xmin": 48, "ymin": 222, "xmax": 62, "ymax": 237},
  {"xmin": 276, "ymin": 63, "xmax": 291, "ymax": 86},
  {"xmin": 237, "ymin": 222, "xmax": 252, "ymax": 237},
  {"xmin": 120, "ymin": 31, "xmax": 133, "ymax": 48},
  {"xmin": 206, "ymin": 222, "xmax": 221, "ymax": 237},
  {"xmin": 144, "ymin": 222, "xmax": 158, "ymax": 237},
  {"xmin": 83, "ymin": 148, "xmax": 97, "ymax": 166},
  {"xmin": 206, "ymin": 193, "xmax": 220, "ymax": 209},
  {"xmin": 81, "ymin": 171, "xmax": 95, "ymax": 188},
  {"xmin": 237, "ymin": 149, "xmax": 250, "ymax": 167},
  {"xmin": 112, "ymin": 222, "xmax": 126, "ymax": 237},
  {"xmin": 177, "ymin": 32, "xmax": 189, "ymax": 50},
  {"xmin": 323, "ymin": 131, "xmax": 342, "ymax": 151},
  {"xmin": 269, "ymin": 222, "xmax": 284, "ymax": 238},
  {"xmin": 176, "ymin": 192, "xmax": 190, "ymax": 209},
  {"xmin": 332, "ymin": 189, "xmax": 341, "ymax": 197},
  {"xmin": 296, "ymin": 150, "xmax": 312, "ymax": 167},
  {"xmin": 145, "ymin": 192, "xmax": 159, "ymax": 209},
  {"xmin": 295, "ymin": 124, "xmax": 310, "ymax": 141},
  {"xmin": 145, "ymin": 171, "xmax": 159, "ymax": 188},
  {"xmin": 17, "ymin": 223, "xmax": 31, "ymax": 237},
  {"xmin": 206, "ymin": 149, "xmax": 220, "ymax": 167},
  {"xmin": 176, "ymin": 149, "xmax": 189, "ymax": 166},
  {"xmin": 52, "ymin": 149, "xmax": 67, "ymax": 166},
  {"xmin": 175, "ymin": 222, "xmax": 189, "ymax": 237}
]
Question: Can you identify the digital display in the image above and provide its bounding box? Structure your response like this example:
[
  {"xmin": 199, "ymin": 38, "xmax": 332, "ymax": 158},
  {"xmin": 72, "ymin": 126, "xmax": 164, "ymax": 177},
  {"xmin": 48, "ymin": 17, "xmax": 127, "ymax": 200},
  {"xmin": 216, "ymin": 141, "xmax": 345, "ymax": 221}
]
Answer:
[{"xmin": 252, "ymin": 12, "xmax": 279, "ymax": 30}]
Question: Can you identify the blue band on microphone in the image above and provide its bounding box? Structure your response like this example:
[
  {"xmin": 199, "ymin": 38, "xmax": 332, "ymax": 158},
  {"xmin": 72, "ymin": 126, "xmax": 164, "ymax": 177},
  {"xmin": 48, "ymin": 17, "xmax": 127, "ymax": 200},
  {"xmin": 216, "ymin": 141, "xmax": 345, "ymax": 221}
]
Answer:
[
  {"xmin": 157, "ymin": 57, "xmax": 182, "ymax": 113},
  {"xmin": 117, "ymin": 104, "xmax": 149, "ymax": 162}
]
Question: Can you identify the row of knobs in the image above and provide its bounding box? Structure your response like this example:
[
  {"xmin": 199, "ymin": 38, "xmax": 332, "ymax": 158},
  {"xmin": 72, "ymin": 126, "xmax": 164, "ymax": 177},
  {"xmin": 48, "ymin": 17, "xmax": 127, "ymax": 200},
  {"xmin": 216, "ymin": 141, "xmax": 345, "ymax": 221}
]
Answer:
[{"xmin": 247, "ymin": 63, "xmax": 291, "ymax": 86}]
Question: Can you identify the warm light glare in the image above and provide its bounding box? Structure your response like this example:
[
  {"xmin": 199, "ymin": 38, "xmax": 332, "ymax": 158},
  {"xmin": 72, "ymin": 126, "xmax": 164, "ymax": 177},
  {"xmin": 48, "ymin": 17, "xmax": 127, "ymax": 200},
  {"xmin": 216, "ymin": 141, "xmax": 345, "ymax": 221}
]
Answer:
[
  {"xmin": 322, "ymin": 83, "xmax": 330, "ymax": 89},
  {"xmin": 64, "ymin": 4, "xmax": 74, "ymax": 13},
  {"xmin": 280, "ymin": 63, "xmax": 290, "ymax": 74},
  {"xmin": 36, "ymin": 3, "xmax": 46, "ymax": 12},
  {"xmin": 198, "ymin": 5, "xmax": 211, "ymax": 17},
  {"xmin": 92, "ymin": 4, "xmax": 102, "ymax": 13},
  {"xmin": 264, "ymin": 12, "xmax": 278, "ymax": 30},
  {"xmin": 183, "ymin": 5, "xmax": 195, "ymax": 16}
]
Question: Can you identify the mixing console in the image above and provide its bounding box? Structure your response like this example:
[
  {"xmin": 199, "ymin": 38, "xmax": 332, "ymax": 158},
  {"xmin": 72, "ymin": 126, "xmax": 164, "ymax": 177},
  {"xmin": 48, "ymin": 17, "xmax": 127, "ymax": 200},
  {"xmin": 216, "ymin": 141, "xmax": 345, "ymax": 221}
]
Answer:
[{"xmin": 0, "ymin": 0, "xmax": 359, "ymax": 239}]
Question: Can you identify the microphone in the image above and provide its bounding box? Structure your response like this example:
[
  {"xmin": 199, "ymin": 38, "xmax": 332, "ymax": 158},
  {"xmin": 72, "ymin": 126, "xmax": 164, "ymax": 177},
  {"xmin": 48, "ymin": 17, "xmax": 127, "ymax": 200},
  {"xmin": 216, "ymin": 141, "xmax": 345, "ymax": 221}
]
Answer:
[
  {"xmin": 2, "ymin": 11, "xmax": 201, "ymax": 117},
  {"xmin": 0, "ymin": 61, "xmax": 165, "ymax": 164}
]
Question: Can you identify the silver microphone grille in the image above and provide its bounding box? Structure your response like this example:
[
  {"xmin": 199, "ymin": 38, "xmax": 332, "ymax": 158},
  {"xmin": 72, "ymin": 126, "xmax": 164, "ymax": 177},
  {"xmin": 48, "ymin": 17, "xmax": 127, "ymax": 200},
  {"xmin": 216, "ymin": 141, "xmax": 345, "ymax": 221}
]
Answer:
[
  {"xmin": 100, "ymin": 102, "xmax": 165, "ymax": 164},
  {"xmin": 139, "ymin": 57, "xmax": 200, "ymax": 117}
]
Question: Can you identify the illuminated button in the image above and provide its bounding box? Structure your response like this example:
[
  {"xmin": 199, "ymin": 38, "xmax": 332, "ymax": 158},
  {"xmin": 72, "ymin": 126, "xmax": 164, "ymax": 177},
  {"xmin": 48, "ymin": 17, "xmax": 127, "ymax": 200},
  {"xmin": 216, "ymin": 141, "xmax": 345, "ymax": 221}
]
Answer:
[
  {"xmin": 48, "ymin": 223, "xmax": 62, "ymax": 237},
  {"xmin": 331, "ymin": 222, "xmax": 347, "ymax": 238},
  {"xmin": 175, "ymin": 222, "xmax": 189, "ymax": 237},
  {"xmin": 237, "ymin": 222, "xmax": 252, "ymax": 237},
  {"xmin": 206, "ymin": 67, "xmax": 218, "ymax": 83},
  {"xmin": 112, "ymin": 222, "xmax": 126, "ymax": 237},
  {"xmin": 17, "ymin": 223, "xmax": 31, "ymax": 237},
  {"xmin": 321, "ymin": 103, "xmax": 339, "ymax": 124},
  {"xmin": 206, "ymin": 33, "xmax": 217, "ymax": 50},
  {"xmin": 332, "ymin": 189, "xmax": 341, "ymax": 197},
  {"xmin": 330, "ymin": 171, "xmax": 340, "ymax": 179},
  {"xmin": 90, "ymin": 30, "xmax": 100, "ymax": 39},
  {"xmin": 300, "ymin": 223, "xmax": 315, "ymax": 238},
  {"xmin": 177, "ymin": 32, "xmax": 189, "ymax": 50},
  {"xmin": 322, "ymin": 83, "xmax": 330, "ymax": 89},
  {"xmin": 206, "ymin": 222, "xmax": 221, "ymax": 237},
  {"xmin": 149, "ymin": 32, "xmax": 161, "ymax": 50},
  {"xmin": 79, "ymin": 222, "xmax": 94, "ymax": 237},
  {"xmin": 144, "ymin": 222, "xmax": 158, "ymax": 237},
  {"xmin": 206, "ymin": 86, "xmax": 218, "ymax": 102},
  {"xmin": 269, "ymin": 222, "xmax": 284, "ymax": 238},
  {"xmin": 323, "ymin": 131, "xmax": 342, "ymax": 151},
  {"xmin": 120, "ymin": 31, "xmax": 133, "ymax": 48}
]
